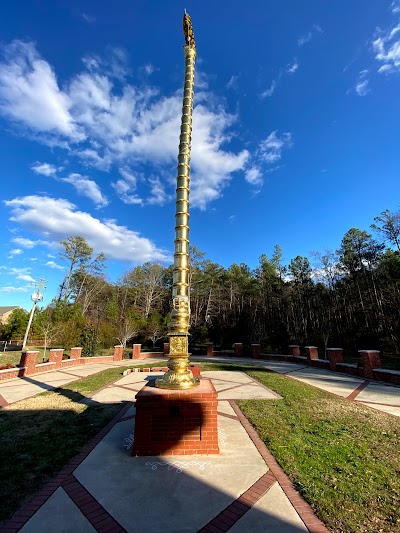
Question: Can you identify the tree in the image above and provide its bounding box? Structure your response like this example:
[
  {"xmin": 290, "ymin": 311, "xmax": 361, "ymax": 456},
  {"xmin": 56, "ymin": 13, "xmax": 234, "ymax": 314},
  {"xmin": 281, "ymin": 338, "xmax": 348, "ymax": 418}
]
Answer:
[
  {"xmin": 33, "ymin": 308, "xmax": 62, "ymax": 360},
  {"xmin": 58, "ymin": 236, "xmax": 106, "ymax": 302},
  {"xmin": 1, "ymin": 309, "xmax": 29, "ymax": 341},
  {"xmin": 372, "ymin": 208, "xmax": 400, "ymax": 253}
]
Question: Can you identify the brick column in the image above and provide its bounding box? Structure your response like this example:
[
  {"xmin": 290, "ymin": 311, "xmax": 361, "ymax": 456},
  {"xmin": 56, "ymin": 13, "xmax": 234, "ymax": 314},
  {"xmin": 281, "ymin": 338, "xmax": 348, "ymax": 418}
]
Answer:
[
  {"xmin": 305, "ymin": 346, "xmax": 319, "ymax": 361},
  {"xmin": 288, "ymin": 345, "xmax": 300, "ymax": 356},
  {"xmin": 359, "ymin": 350, "xmax": 381, "ymax": 379},
  {"xmin": 132, "ymin": 344, "xmax": 142, "ymax": 359},
  {"xmin": 113, "ymin": 345, "xmax": 124, "ymax": 361},
  {"xmin": 20, "ymin": 351, "xmax": 38, "ymax": 376},
  {"xmin": 233, "ymin": 343, "xmax": 243, "ymax": 357},
  {"xmin": 207, "ymin": 343, "xmax": 214, "ymax": 357},
  {"xmin": 251, "ymin": 344, "xmax": 261, "ymax": 359},
  {"xmin": 327, "ymin": 348, "xmax": 343, "ymax": 371},
  {"xmin": 70, "ymin": 347, "xmax": 82, "ymax": 359},
  {"xmin": 49, "ymin": 349, "xmax": 64, "ymax": 369},
  {"xmin": 163, "ymin": 343, "xmax": 170, "ymax": 356}
]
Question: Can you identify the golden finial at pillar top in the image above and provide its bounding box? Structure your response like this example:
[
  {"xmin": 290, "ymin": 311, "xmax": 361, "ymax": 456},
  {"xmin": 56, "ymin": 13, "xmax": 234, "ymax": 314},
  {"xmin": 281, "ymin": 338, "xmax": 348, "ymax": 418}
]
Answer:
[{"xmin": 183, "ymin": 10, "xmax": 195, "ymax": 48}]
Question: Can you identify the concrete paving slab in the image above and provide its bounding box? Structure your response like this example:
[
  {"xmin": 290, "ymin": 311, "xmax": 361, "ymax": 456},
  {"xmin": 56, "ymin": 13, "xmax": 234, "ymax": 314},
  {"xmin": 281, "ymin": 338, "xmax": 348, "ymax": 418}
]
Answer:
[
  {"xmin": 356, "ymin": 382, "xmax": 400, "ymax": 405},
  {"xmin": 217, "ymin": 400, "xmax": 237, "ymax": 416},
  {"xmin": 230, "ymin": 482, "xmax": 307, "ymax": 532},
  {"xmin": 85, "ymin": 386, "xmax": 136, "ymax": 404},
  {"xmin": 74, "ymin": 413, "xmax": 268, "ymax": 533},
  {"xmin": 0, "ymin": 375, "xmax": 81, "ymax": 403},
  {"xmin": 260, "ymin": 362, "xmax": 310, "ymax": 374},
  {"xmin": 20, "ymin": 487, "xmax": 96, "ymax": 533},
  {"xmin": 202, "ymin": 370, "xmax": 254, "ymax": 383},
  {"xmin": 288, "ymin": 368, "xmax": 365, "ymax": 397}
]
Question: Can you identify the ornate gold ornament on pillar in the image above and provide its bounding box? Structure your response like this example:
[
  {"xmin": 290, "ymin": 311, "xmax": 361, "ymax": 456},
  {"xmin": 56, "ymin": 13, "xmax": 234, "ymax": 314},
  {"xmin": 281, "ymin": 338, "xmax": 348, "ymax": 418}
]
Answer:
[{"xmin": 156, "ymin": 12, "xmax": 200, "ymax": 389}]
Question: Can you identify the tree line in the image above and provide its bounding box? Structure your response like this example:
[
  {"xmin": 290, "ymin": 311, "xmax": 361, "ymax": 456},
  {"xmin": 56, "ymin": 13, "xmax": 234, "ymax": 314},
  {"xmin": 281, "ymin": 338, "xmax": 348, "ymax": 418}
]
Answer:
[{"xmin": 2, "ymin": 208, "xmax": 399, "ymax": 357}]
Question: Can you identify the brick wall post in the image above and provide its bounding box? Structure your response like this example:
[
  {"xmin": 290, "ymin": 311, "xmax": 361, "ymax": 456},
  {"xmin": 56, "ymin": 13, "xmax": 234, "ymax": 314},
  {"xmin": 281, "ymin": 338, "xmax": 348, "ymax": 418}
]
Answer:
[
  {"xmin": 113, "ymin": 345, "xmax": 124, "ymax": 361},
  {"xmin": 359, "ymin": 350, "xmax": 381, "ymax": 379},
  {"xmin": 327, "ymin": 348, "xmax": 343, "ymax": 371},
  {"xmin": 49, "ymin": 349, "xmax": 64, "ymax": 369},
  {"xmin": 20, "ymin": 351, "xmax": 38, "ymax": 376},
  {"xmin": 132, "ymin": 344, "xmax": 142, "ymax": 359},
  {"xmin": 70, "ymin": 347, "xmax": 82, "ymax": 359},
  {"xmin": 305, "ymin": 346, "xmax": 319, "ymax": 361},
  {"xmin": 251, "ymin": 344, "xmax": 261, "ymax": 359},
  {"xmin": 207, "ymin": 343, "xmax": 214, "ymax": 357},
  {"xmin": 163, "ymin": 343, "xmax": 170, "ymax": 356},
  {"xmin": 288, "ymin": 345, "xmax": 300, "ymax": 356},
  {"xmin": 233, "ymin": 343, "xmax": 243, "ymax": 357}
]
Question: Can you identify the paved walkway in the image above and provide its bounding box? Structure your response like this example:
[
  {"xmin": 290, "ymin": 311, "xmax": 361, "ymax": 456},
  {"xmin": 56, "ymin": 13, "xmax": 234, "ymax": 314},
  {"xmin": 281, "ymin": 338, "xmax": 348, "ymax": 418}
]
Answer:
[
  {"xmin": 3, "ymin": 371, "xmax": 327, "ymax": 533},
  {"xmin": 193, "ymin": 356, "xmax": 400, "ymax": 418},
  {"xmin": 1, "ymin": 356, "xmax": 399, "ymax": 531}
]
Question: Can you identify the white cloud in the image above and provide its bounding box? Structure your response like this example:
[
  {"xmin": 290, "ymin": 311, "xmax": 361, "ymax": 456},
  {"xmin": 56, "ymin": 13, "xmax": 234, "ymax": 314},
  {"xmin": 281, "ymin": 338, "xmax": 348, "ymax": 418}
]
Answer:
[
  {"xmin": 373, "ymin": 22, "xmax": 400, "ymax": 74},
  {"xmin": 8, "ymin": 248, "xmax": 23, "ymax": 256},
  {"xmin": 0, "ymin": 41, "xmax": 82, "ymax": 141},
  {"xmin": 260, "ymin": 80, "xmax": 277, "ymax": 98},
  {"xmin": 298, "ymin": 32, "xmax": 312, "ymax": 46},
  {"xmin": 17, "ymin": 274, "xmax": 35, "ymax": 282},
  {"xmin": 355, "ymin": 79, "xmax": 369, "ymax": 96},
  {"xmin": 286, "ymin": 61, "xmax": 299, "ymax": 74},
  {"xmin": 392, "ymin": 1, "xmax": 400, "ymax": 14},
  {"xmin": 0, "ymin": 285, "xmax": 30, "ymax": 293},
  {"xmin": 0, "ymin": 40, "xmax": 253, "ymax": 209},
  {"xmin": 245, "ymin": 167, "xmax": 263, "ymax": 188},
  {"xmin": 147, "ymin": 177, "xmax": 170, "ymax": 206},
  {"xmin": 111, "ymin": 168, "xmax": 143, "ymax": 205},
  {"xmin": 45, "ymin": 260, "xmax": 64, "ymax": 270},
  {"xmin": 141, "ymin": 63, "xmax": 155, "ymax": 75},
  {"xmin": 31, "ymin": 162, "xmax": 59, "ymax": 176},
  {"xmin": 5, "ymin": 195, "xmax": 170, "ymax": 263},
  {"xmin": 259, "ymin": 131, "xmax": 292, "ymax": 163},
  {"xmin": 12, "ymin": 237, "xmax": 44, "ymax": 248},
  {"xmin": 82, "ymin": 13, "xmax": 96, "ymax": 23},
  {"xmin": 226, "ymin": 75, "xmax": 239, "ymax": 90},
  {"xmin": 61, "ymin": 173, "xmax": 108, "ymax": 207}
]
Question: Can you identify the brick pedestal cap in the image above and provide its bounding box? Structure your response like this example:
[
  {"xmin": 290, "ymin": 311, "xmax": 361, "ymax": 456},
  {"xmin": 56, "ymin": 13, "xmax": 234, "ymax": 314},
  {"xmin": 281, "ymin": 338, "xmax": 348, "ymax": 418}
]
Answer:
[
  {"xmin": 20, "ymin": 351, "xmax": 38, "ymax": 376},
  {"xmin": 305, "ymin": 346, "xmax": 319, "ymax": 360},
  {"xmin": 359, "ymin": 350, "xmax": 381, "ymax": 379},
  {"xmin": 288, "ymin": 345, "xmax": 300, "ymax": 356},
  {"xmin": 132, "ymin": 378, "xmax": 219, "ymax": 456},
  {"xmin": 251, "ymin": 344, "xmax": 261, "ymax": 359},
  {"xmin": 326, "ymin": 348, "xmax": 343, "ymax": 371},
  {"xmin": 49, "ymin": 349, "xmax": 64, "ymax": 369},
  {"xmin": 113, "ymin": 345, "xmax": 124, "ymax": 361},
  {"xmin": 207, "ymin": 343, "xmax": 214, "ymax": 357},
  {"xmin": 233, "ymin": 343, "xmax": 243, "ymax": 357},
  {"xmin": 163, "ymin": 343, "xmax": 170, "ymax": 356},
  {"xmin": 132, "ymin": 344, "xmax": 142, "ymax": 359},
  {"xmin": 70, "ymin": 347, "xmax": 82, "ymax": 359}
]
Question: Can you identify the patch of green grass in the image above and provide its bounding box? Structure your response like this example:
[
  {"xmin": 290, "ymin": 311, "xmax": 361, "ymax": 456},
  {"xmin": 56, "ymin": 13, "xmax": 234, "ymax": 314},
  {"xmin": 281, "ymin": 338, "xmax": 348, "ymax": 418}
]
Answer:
[
  {"xmin": 0, "ymin": 365, "xmax": 131, "ymax": 525},
  {"xmin": 200, "ymin": 364, "xmax": 399, "ymax": 533}
]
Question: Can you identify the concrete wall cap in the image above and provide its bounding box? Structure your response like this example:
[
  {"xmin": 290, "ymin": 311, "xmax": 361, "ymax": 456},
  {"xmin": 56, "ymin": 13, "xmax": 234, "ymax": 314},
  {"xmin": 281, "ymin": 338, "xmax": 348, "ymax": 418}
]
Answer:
[
  {"xmin": 358, "ymin": 349, "xmax": 380, "ymax": 353},
  {"xmin": 288, "ymin": 345, "xmax": 300, "ymax": 347},
  {"xmin": 326, "ymin": 348, "xmax": 343, "ymax": 351},
  {"xmin": 36, "ymin": 362, "xmax": 56, "ymax": 367},
  {"xmin": 0, "ymin": 367, "xmax": 19, "ymax": 374},
  {"xmin": 304, "ymin": 346, "xmax": 318, "ymax": 348}
]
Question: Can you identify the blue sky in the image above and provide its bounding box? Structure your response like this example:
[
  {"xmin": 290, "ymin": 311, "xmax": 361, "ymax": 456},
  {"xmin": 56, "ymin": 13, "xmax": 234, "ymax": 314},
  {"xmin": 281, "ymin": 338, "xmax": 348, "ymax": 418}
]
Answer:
[{"xmin": 1, "ymin": 0, "xmax": 399, "ymax": 309}]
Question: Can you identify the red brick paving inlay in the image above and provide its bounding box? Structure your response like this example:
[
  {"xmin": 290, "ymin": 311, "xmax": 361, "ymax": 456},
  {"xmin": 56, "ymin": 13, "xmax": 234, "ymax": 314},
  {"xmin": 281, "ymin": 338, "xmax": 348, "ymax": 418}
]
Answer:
[
  {"xmin": 198, "ymin": 471, "xmax": 276, "ymax": 532},
  {"xmin": 346, "ymin": 380, "xmax": 370, "ymax": 400},
  {"xmin": 0, "ymin": 401, "xmax": 133, "ymax": 533},
  {"xmin": 62, "ymin": 475, "xmax": 127, "ymax": 533}
]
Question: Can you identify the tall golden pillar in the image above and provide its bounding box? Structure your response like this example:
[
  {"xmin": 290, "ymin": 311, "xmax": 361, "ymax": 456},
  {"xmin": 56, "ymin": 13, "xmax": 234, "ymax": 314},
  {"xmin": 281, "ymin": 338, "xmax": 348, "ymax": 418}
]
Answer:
[{"xmin": 156, "ymin": 12, "xmax": 200, "ymax": 389}]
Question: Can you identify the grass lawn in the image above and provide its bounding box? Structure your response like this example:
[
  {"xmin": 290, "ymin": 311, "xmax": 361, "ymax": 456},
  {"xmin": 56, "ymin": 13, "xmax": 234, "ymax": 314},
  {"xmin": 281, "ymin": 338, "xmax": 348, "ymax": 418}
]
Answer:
[
  {"xmin": 200, "ymin": 362, "xmax": 400, "ymax": 533},
  {"xmin": 0, "ymin": 365, "xmax": 133, "ymax": 525}
]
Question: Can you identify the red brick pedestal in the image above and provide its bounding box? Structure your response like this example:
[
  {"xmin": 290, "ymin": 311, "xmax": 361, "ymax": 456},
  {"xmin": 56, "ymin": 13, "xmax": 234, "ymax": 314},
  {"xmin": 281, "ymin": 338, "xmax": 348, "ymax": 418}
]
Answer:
[
  {"xmin": 359, "ymin": 350, "xmax": 381, "ymax": 379},
  {"xmin": 305, "ymin": 346, "xmax": 319, "ymax": 361},
  {"xmin": 288, "ymin": 345, "xmax": 300, "ymax": 356},
  {"xmin": 132, "ymin": 378, "xmax": 219, "ymax": 456},
  {"xmin": 327, "ymin": 348, "xmax": 343, "ymax": 371}
]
